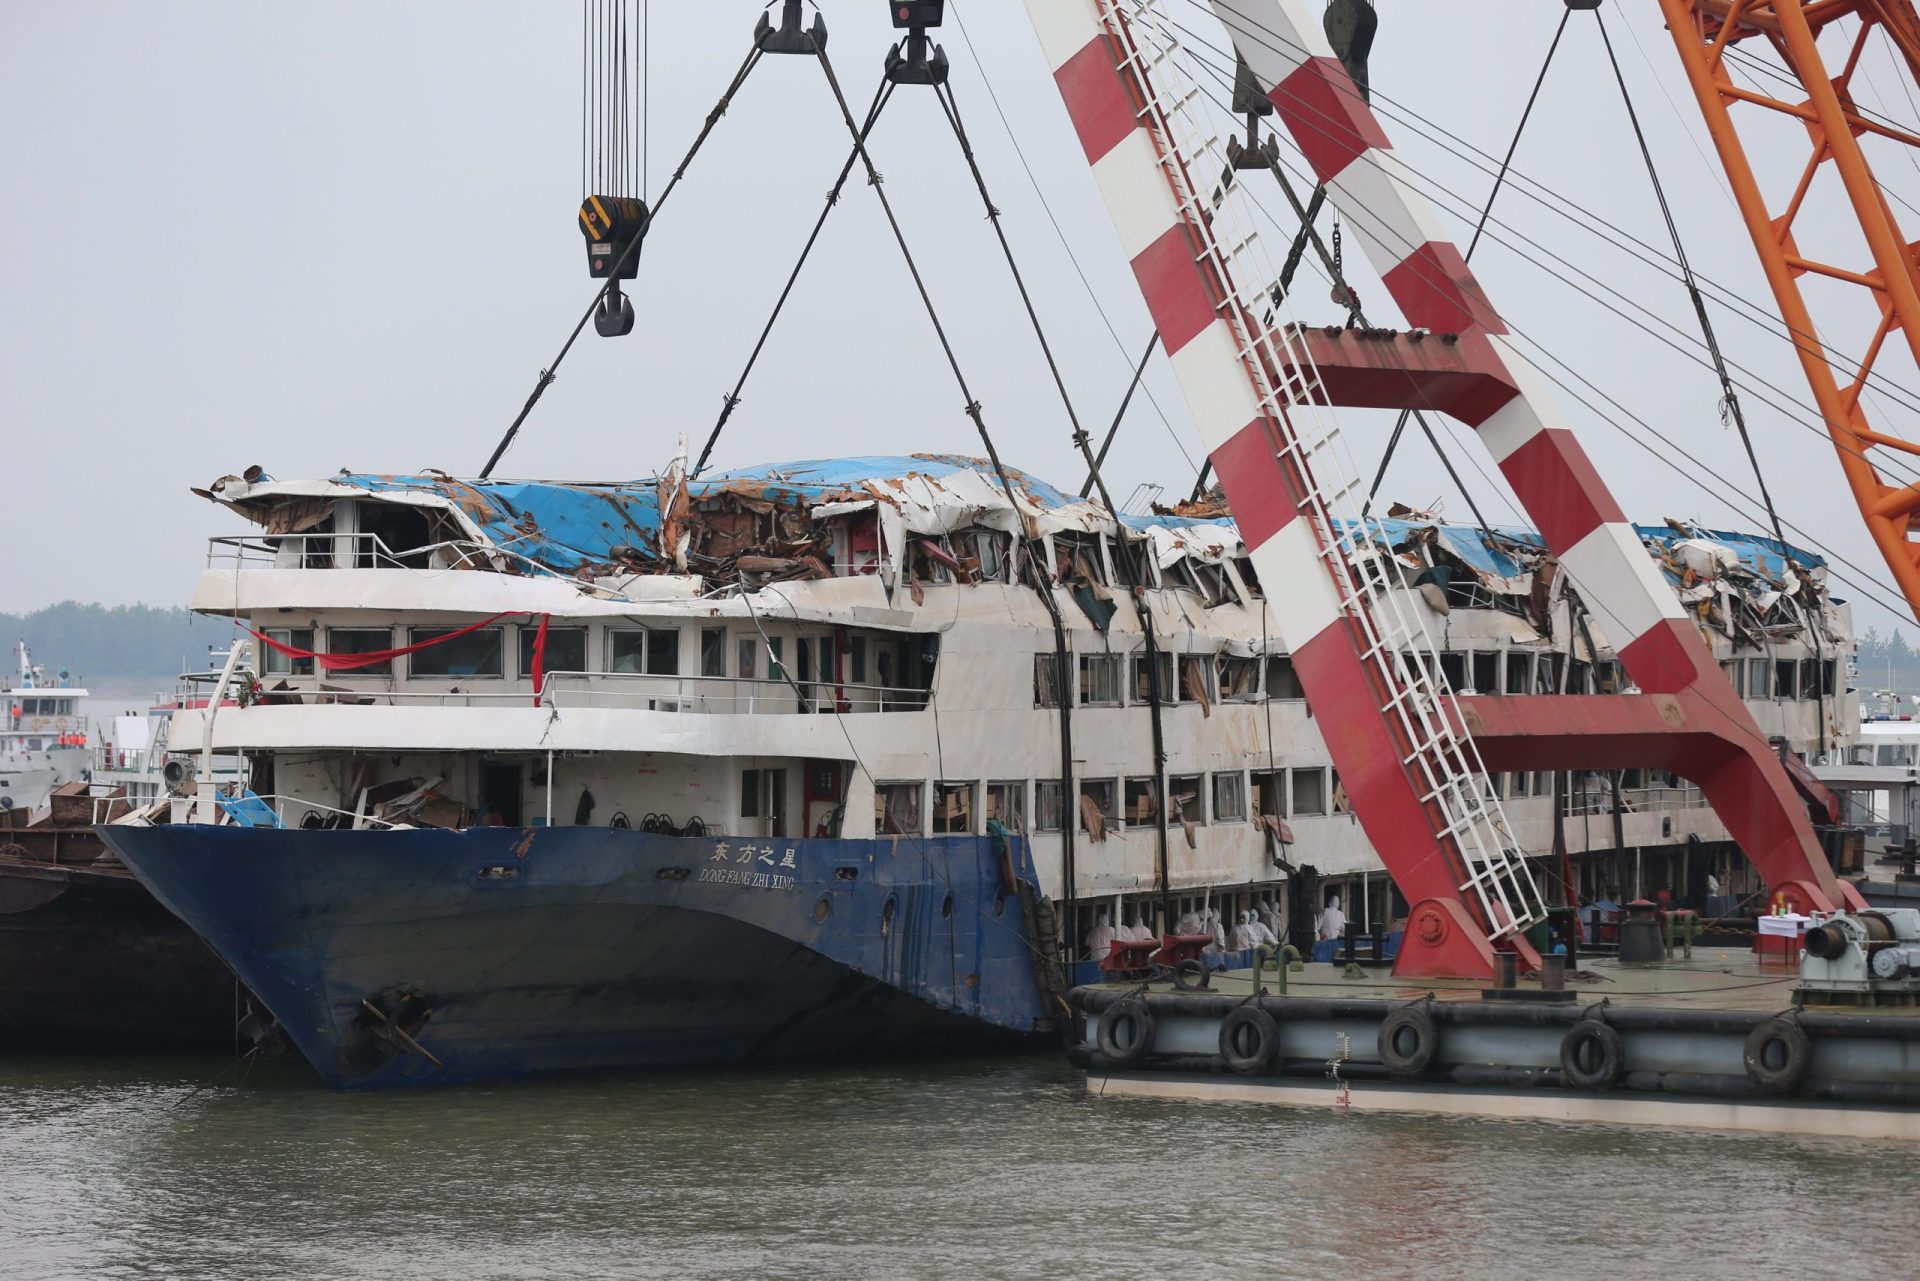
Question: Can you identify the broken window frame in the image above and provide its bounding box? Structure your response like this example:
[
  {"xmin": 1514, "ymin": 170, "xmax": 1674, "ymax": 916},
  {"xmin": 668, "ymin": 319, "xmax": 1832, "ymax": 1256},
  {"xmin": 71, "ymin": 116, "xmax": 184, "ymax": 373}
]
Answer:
[
  {"xmin": 1177, "ymin": 654, "xmax": 1214, "ymax": 705},
  {"xmin": 1720, "ymin": 659, "xmax": 1744, "ymax": 698},
  {"xmin": 1505, "ymin": 651, "xmax": 1533, "ymax": 695},
  {"xmin": 1079, "ymin": 654, "xmax": 1123, "ymax": 707},
  {"xmin": 1265, "ymin": 654, "xmax": 1303, "ymax": 700},
  {"xmin": 1131, "ymin": 651, "xmax": 1175, "ymax": 704},
  {"xmin": 1470, "ymin": 651, "xmax": 1498, "ymax": 696},
  {"xmin": 1190, "ymin": 561, "xmax": 1234, "ymax": 609},
  {"xmin": 933, "ymin": 781, "xmax": 977, "ymax": 835},
  {"xmin": 1535, "ymin": 653, "xmax": 1562, "ymax": 694},
  {"xmin": 1773, "ymin": 659, "xmax": 1798, "ymax": 700},
  {"xmin": 1439, "ymin": 652, "xmax": 1468, "ymax": 691},
  {"xmin": 874, "ymin": 781, "xmax": 925, "ymax": 836},
  {"xmin": 1253, "ymin": 769, "xmax": 1287, "ymax": 819},
  {"xmin": 1079, "ymin": 778, "xmax": 1118, "ymax": 830},
  {"xmin": 1124, "ymin": 776, "xmax": 1161, "ymax": 825},
  {"xmin": 1232, "ymin": 555, "xmax": 1262, "ymax": 599},
  {"xmin": 1169, "ymin": 774, "xmax": 1205, "ymax": 825},
  {"xmin": 986, "ymin": 780, "xmax": 1026, "ymax": 832},
  {"xmin": 1218, "ymin": 654, "xmax": 1261, "ymax": 702}
]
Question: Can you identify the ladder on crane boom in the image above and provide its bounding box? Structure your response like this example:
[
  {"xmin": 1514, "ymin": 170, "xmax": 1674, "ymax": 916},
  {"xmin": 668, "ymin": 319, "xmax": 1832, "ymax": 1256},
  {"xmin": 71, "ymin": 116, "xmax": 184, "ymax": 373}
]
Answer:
[{"xmin": 1021, "ymin": 0, "xmax": 1865, "ymax": 976}]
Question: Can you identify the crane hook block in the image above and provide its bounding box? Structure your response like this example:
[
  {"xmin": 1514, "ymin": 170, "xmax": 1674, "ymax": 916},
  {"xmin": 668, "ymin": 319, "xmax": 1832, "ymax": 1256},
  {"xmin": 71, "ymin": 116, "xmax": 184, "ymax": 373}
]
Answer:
[
  {"xmin": 579, "ymin": 194, "xmax": 648, "ymax": 282},
  {"xmin": 1322, "ymin": 0, "xmax": 1378, "ymax": 104}
]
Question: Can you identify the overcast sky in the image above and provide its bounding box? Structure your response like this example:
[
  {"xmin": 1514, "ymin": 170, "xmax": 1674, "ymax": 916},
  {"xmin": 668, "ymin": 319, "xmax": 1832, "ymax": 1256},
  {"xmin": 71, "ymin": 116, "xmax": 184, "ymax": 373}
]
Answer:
[{"xmin": 5, "ymin": 1, "xmax": 1918, "ymax": 638}]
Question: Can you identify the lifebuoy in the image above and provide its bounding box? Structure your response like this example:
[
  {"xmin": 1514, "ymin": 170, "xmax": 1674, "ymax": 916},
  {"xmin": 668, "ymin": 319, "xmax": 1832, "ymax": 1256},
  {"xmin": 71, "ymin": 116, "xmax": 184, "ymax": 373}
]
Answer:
[
  {"xmin": 1377, "ymin": 1006, "xmax": 1440, "ymax": 1078},
  {"xmin": 1219, "ymin": 1004, "xmax": 1279, "ymax": 1075},
  {"xmin": 1560, "ymin": 1020, "xmax": 1625, "ymax": 1090},
  {"xmin": 1743, "ymin": 1017, "xmax": 1812, "ymax": 1095},
  {"xmin": 54, "ymin": 716, "xmax": 68, "ymax": 732},
  {"xmin": 1096, "ymin": 996, "xmax": 1156, "ymax": 1067}
]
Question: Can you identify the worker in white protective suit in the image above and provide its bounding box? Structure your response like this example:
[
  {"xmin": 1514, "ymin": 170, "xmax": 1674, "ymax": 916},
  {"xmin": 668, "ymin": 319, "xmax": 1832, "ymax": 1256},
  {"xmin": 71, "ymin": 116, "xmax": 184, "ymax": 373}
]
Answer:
[
  {"xmin": 1229, "ymin": 910, "xmax": 1260, "ymax": 952},
  {"xmin": 1316, "ymin": 893, "xmax": 1348, "ymax": 943},
  {"xmin": 1176, "ymin": 908, "xmax": 1204, "ymax": 936},
  {"xmin": 1247, "ymin": 911, "xmax": 1279, "ymax": 950},
  {"xmin": 1122, "ymin": 911, "xmax": 1154, "ymax": 943},
  {"xmin": 1257, "ymin": 897, "xmax": 1284, "ymax": 942},
  {"xmin": 1200, "ymin": 908, "xmax": 1225, "ymax": 954},
  {"xmin": 1085, "ymin": 910, "xmax": 1115, "ymax": 961}
]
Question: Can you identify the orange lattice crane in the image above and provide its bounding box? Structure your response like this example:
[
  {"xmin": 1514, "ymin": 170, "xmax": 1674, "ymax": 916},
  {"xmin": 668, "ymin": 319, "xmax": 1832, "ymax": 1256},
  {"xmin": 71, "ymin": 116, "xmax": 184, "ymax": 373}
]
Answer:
[{"xmin": 1659, "ymin": 0, "xmax": 1920, "ymax": 620}]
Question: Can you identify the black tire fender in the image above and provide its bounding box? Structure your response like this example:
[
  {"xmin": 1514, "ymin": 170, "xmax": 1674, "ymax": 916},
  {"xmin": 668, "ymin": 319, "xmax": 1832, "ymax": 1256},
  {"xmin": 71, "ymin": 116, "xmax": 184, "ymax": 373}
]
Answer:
[
  {"xmin": 1560, "ymin": 1020, "xmax": 1625, "ymax": 1090},
  {"xmin": 1743, "ymin": 1016, "xmax": 1812, "ymax": 1095},
  {"xmin": 1096, "ymin": 997, "xmax": 1156, "ymax": 1068},
  {"xmin": 1219, "ymin": 1005, "xmax": 1279, "ymax": 1075},
  {"xmin": 1377, "ymin": 1006, "xmax": 1440, "ymax": 1078},
  {"xmin": 1171, "ymin": 958, "xmax": 1210, "ymax": 991}
]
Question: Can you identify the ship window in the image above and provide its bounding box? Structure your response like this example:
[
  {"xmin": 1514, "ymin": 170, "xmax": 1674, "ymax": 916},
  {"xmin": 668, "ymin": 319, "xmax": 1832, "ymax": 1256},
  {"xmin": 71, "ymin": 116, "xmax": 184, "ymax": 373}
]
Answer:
[
  {"xmin": 1721, "ymin": 660, "xmax": 1744, "ymax": 697},
  {"xmin": 1823, "ymin": 660, "xmax": 1838, "ymax": 697},
  {"xmin": 1266, "ymin": 655, "xmax": 1302, "ymax": 700},
  {"xmin": 1748, "ymin": 659, "xmax": 1770, "ymax": 699},
  {"xmin": 611, "ymin": 628, "xmax": 680, "ymax": 676},
  {"xmin": 1233, "ymin": 556, "xmax": 1262, "ymax": 599},
  {"xmin": 1079, "ymin": 655, "xmax": 1122, "ymax": 707},
  {"xmin": 1212, "ymin": 772, "xmax": 1247, "ymax": 822},
  {"xmin": 875, "ymin": 781, "xmax": 924, "ymax": 836},
  {"xmin": 1191, "ymin": 561, "xmax": 1233, "ymax": 608},
  {"xmin": 1595, "ymin": 661, "xmax": 1622, "ymax": 694},
  {"xmin": 986, "ymin": 781, "xmax": 1026, "ymax": 832},
  {"xmin": 1218, "ymin": 655, "xmax": 1260, "ymax": 701},
  {"xmin": 1332, "ymin": 770, "xmax": 1351, "ymax": 814},
  {"xmin": 1505, "ymin": 652, "xmax": 1532, "ymax": 694},
  {"xmin": 1471, "ymin": 652, "xmax": 1498, "ymax": 695},
  {"xmin": 1253, "ymin": 770, "xmax": 1286, "ymax": 819},
  {"xmin": 1773, "ymin": 660, "xmax": 1797, "ymax": 699},
  {"xmin": 1169, "ymin": 774, "xmax": 1204, "ymax": 825},
  {"xmin": 1177, "ymin": 655, "xmax": 1213, "ymax": 705},
  {"xmin": 410, "ymin": 626, "xmax": 503, "ymax": 678},
  {"xmin": 1567, "ymin": 660, "xmax": 1590, "ymax": 695},
  {"xmin": 1034, "ymin": 654, "xmax": 1064, "ymax": 708},
  {"xmin": 1292, "ymin": 767, "xmax": 1326, "ymax": 816},
  {"xmin": 1439, "ymin": 652, "xmax": 1467, "ymax": 690},
  {"xmin": 1132, "ymin": 653, "xmax": 1175, "ymax": 704},
  {"xmin": 1125, "ymin": 777, "xmax": 1160, "ymax": 825},
  {"xmin": 518, "ymin": 627, "xmax": 586, "ymax": 683},
  {"xmin": 933, "ymin": 781, "xmax": 976, "ymax": 834},
  {"xmin": 1078, "ymin": 779, "xmax": 1117, "ymax": 830},
  {"xmin": 850, "ymin": 636, "xmax": 868, "ymax": 685},
  {"xmin": 1034, "ymin": 780, "xmax": 1065, "ymax": 832},
  {"xmin": 700, "ymin": 628, "xmax": 726, "ymax": 678},
  {"xmin": 262, "ymin": 628, "xmax": 315, "ymax": 678},
  {"xmin": 1535, "ymin": 653, "xmax": 1561, "ymax": 694},
  {"xmin": 738, "ymin": 637, "xmax": 757, "ymax": 679},
  {"xmin": 326, "ymin": 627, "xmax": 395, "ymax": 675}
]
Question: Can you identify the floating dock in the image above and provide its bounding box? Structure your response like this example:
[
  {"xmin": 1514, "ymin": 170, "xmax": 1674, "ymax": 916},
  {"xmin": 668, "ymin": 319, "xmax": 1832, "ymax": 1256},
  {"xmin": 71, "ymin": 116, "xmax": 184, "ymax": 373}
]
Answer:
[{"xmin": 1067, "ymin": 949, "xmax": 1920, "ymax": 1141}]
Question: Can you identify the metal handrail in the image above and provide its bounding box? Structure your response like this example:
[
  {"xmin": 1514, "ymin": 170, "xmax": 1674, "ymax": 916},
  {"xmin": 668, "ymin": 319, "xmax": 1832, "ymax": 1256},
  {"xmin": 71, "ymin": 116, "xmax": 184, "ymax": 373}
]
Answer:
[{"xmin": 243, "ymin": 670, "xmax": 934, "ymax": 714}]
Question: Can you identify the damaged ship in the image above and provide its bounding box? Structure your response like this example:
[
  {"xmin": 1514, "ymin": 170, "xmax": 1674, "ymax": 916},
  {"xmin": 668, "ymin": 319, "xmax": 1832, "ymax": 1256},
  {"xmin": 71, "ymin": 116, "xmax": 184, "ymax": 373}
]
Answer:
[{"xmin": 96, "ymin": 454, "xmax": 1856, "ymax": 1087}]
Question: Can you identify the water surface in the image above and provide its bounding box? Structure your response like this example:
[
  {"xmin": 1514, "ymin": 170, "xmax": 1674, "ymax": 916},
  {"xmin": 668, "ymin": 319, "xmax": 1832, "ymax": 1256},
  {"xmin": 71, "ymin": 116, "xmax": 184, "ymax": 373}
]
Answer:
[{"xmin": 0, "ymin": 1053, "xmax": 1910, "ymax": 1279}]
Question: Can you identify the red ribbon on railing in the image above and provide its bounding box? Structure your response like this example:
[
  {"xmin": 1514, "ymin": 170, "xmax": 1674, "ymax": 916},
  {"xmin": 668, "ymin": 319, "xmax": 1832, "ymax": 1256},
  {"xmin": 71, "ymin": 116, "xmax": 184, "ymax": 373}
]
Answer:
[
  {"xmin": 247, "ymin": 613, "xmax": 514, "ymax": 673},
  {"xmin": 530, "ymin": 613, "xmax": 550, "ymax": 707}
]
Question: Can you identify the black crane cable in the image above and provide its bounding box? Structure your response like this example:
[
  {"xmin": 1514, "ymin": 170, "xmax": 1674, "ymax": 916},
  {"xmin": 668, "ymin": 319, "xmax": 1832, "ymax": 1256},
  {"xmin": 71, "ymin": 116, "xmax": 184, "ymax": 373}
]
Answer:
[
  {"xmin": 1365, "ymin": 4, "xmax": 1571, "ymax": 514},
  {"xmin": 807, "ymin": 37, "xmax": 1082, "ymax": 950},
  {"xmin": 1080, "ymin": 331, "xmax": 1159, "ymax": 500},
  {"xmin": 692, "ymin": 79, "xmax": 895, "ymax": 477},
  {"xmin": 1596, "ymin": 8, "xmax": 1831, "ymax": 744},
  {"xmin": 480, "ymin": 44, "xmax": 765, "ymax": 479},
  {"xmin": 934, "ymin": 73, "xmax": 1176, "ymax": 934},
  {"xmin": 1161, "ymin": 37, "xmax": 1916, "ymax": 622}
]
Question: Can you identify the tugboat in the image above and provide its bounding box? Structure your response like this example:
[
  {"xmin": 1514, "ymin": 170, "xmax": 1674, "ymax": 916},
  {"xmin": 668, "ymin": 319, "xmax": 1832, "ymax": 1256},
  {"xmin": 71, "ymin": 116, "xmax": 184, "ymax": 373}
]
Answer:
[{"xmin": 1, "ymin": 642, "xmax": 90, "ymax": 815}]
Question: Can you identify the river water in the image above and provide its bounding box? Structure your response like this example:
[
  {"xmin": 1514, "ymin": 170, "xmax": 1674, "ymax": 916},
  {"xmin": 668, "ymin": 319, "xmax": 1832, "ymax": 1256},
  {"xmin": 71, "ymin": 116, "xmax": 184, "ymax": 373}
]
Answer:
[{"xmin": 0, "ymin": 1052, "xmax": 1911, "ymax": 1280}]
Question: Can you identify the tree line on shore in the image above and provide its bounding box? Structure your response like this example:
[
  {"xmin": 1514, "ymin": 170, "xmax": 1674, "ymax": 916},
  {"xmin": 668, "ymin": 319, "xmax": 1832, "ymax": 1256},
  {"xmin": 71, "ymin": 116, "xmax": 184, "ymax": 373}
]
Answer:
[{"xmin": 2, "ymin": 603, "xmax": 223, "ymax": 683}]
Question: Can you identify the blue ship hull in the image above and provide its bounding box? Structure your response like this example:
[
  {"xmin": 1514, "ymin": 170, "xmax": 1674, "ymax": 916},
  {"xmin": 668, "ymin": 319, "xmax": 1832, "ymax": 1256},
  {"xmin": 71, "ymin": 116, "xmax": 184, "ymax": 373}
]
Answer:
[{"xmin": 96, "ymin": 824, "xmax": 1057, "ymax": 1088}]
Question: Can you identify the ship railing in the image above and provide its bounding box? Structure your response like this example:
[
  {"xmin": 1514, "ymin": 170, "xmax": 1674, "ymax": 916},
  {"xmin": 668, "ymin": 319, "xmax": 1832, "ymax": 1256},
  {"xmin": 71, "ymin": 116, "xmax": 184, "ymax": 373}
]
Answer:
[
  {"xmin": 244, "ymin": 672, "xmax": 932, "ymax": 714},
  {"xmin": 1560, "ymin": 782, "xmax": 1710, "ymax": 817},
  {"xmin": 537, "ymin": 670, "xmax": 931, "ymax": 715},
  {"xmin": 255, "ymin": 794, "xmax": 409, "ymax": 831},
  {"xmin": 205, "ymin": 534, "xmax": 678, "ymax": 602}
]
